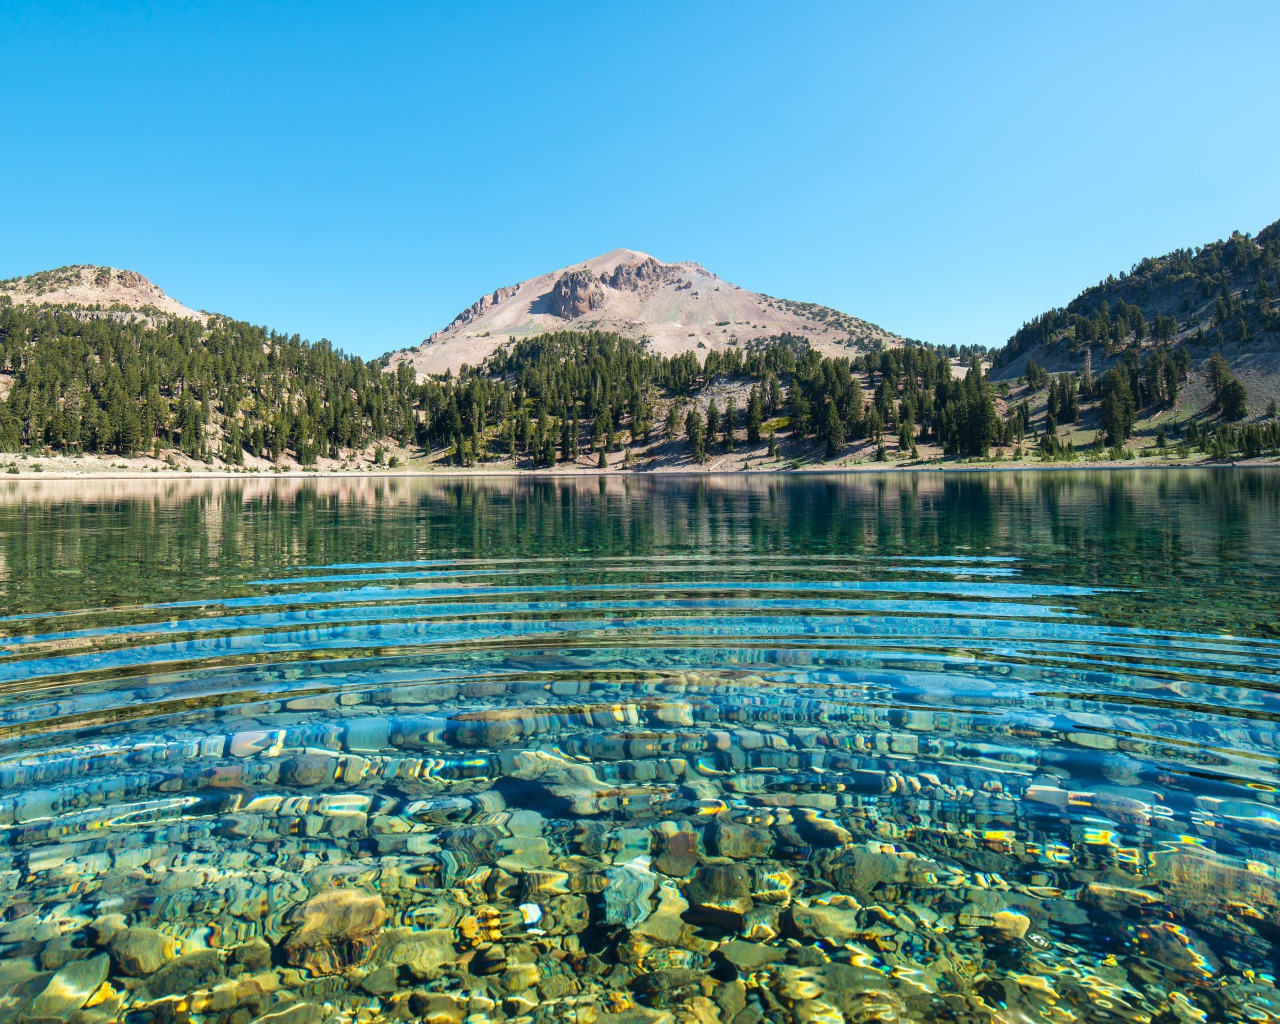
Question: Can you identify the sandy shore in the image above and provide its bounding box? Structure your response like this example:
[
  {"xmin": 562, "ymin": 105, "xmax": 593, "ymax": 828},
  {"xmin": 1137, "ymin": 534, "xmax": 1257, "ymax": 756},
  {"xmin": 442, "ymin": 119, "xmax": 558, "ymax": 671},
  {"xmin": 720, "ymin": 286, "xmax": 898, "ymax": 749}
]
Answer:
[{"xmin": 2, "ymin": 449, "xmax": 1275, "ymax": 479}]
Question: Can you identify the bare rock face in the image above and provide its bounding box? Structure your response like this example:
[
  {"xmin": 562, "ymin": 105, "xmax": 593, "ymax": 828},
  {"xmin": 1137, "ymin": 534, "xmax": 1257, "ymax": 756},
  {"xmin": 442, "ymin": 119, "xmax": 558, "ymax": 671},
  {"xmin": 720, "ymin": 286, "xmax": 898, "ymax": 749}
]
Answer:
[
  {"xmin": 449, "ymin": 283, "xmax": 523, "ymax": 331},
  {"xmin": 283, "ymin": 889, "xmax": 388, "ymax": 976},
  {"xmin": 548, "ymin": 270, "xmax": 605, "ymax": 319},
  {"xmin": 602, "ymin": 256, "xmax": 671, "ymax": 293}
]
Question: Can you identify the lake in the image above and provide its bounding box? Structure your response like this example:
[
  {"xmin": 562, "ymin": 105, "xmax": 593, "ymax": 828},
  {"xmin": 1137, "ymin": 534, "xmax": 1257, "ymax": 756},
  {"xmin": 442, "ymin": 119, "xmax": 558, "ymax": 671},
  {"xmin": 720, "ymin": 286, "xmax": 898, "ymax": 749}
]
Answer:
[{"xmin": 1, "ymin": 470, "xmax": 1278, "ymax": 1024}]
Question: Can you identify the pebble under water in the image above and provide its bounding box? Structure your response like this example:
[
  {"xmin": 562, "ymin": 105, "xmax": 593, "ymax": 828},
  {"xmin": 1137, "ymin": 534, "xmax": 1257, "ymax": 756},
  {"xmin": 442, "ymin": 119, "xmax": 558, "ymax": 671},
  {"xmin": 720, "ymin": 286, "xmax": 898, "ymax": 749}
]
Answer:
[{"xmin": 1, "ymin": 471, "xmax": 1279, "ymax": 1024}]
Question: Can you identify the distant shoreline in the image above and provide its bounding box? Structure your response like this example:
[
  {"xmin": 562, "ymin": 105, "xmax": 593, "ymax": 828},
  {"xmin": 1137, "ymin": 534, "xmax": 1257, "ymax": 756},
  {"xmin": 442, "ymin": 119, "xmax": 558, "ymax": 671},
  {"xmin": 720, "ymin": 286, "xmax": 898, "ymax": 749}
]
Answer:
[{"xmin": 3, "ymin": 458, "xmax": 1276, "ymax": 481}]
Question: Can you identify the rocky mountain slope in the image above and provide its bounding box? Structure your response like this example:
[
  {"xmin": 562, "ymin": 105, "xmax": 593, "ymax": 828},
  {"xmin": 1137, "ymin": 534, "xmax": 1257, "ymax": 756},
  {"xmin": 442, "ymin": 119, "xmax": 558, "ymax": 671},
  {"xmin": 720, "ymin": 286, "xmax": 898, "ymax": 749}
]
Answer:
[
  {"xmin": 990, "ymin": 218, "xmax": 1280, "ymax": 415},
  {"xmin": 390, "ymin": 249, "xmax": 908, "ymax": 378},
  {"xmin": 0, "ymin": 265, "xmax": 206, "ymax": 322}
]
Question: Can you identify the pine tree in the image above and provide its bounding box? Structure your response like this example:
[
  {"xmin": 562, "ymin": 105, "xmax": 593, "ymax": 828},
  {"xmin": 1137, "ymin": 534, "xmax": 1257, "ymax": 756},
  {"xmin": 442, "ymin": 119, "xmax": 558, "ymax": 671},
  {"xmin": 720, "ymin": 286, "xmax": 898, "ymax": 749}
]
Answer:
[
  {"xmin": 664, "ymin": 401, "xmax": 681, "ymax": 440},
  {"xmin": 746, "ymin": 386, "xmax": 763, "ymax": 445},
  {"xmin": 560, "ymin": 415, "xmax": 573, "ymax": 463},
  {"xmin": 824, "ymin": 401, "xmax": 845, "ymax": 458},
  {"xmin": 684, "ymin": 407, "xmax": 706, "ymax": 463},
  {"xmin": 1220, "ymin": 377, "xmax": 1248, "ymax": 421},
  {"xmin": 766, "ymin": 373, "xmax": 781, "ymax": 416},
  {"xmin": 1100, "ymin": 369, "xmax": 1135, "ymax": 444}
]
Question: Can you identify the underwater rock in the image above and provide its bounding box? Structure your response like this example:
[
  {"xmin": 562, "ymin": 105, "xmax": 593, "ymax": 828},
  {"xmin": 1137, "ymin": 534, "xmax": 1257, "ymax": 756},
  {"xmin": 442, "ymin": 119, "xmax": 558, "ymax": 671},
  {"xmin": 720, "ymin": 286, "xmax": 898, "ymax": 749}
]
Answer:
[
  {"xmin": 458, "ymin": 906, "xmax": 503, "ymax": 946},
  {"xmin": 88, "ymin": 914, "xmax": 127, "ymax": 947},
  {"xmin": 496, "ymin": 835, "xmax": 555, "ymax": 871},
  {"xmin": 406, "ymin": 992, "xmax": 469, "ymax": 1024},
  {"xmin": 538, "ymin": 971, "xmax": 575, "ymax": 999},
  {"xmin": 686, "ymin": 865, "xmax": 753, "ymax": 928},
  {"xmin": 520, "ymin": 869, "xmax": 571, "ymax": 900},
  {"xmin": 502, "ymin": 748, "xmax": 671, "ymax": 817},
  {"xmin": 282, "ymin": 888, "xmax": 387, "ymax": 975},
  {"xmin": 654, "ymin": 829, "xmax": 700, "ymax": 877},
  {"xmin": 548, "ymin": 893, "xmax": 591, "ymax": 934},
  {"xmin": 1125, "ymin": 920, "xmax": 1222, "ymax": 977},
  {"xmin": 957, "ymin": 890, "xmax": 1011, "ymax": 930},
  {"xmin": 750, "ymin": 864, "xmax": 800, "ymax": 904},
  {"xmin": 138, "ymin": 950, "xmax": 224, "ymax": 999},
  {"xmin": 1080, "ymin": 882, "xmax": 1164, "ymax": 915},
  {"xmin": 720, "ymin": 939, "xmax": 784, "ymax": 972},
  {"xmin": 633, "ymin": 885, "xmax": 690, "ymax": 945},
  {"xmin": 603, "ymin": 861, "xmax": 658, "ymax": 928},
  {"xmin": 631, "ymin": 968, "xmax": 706, "ymax": 1008},
  {"xmin": 785, "ymin": 904, "xmax": 862, "ymax": 944},
  {"xmin": 711, "ymin": 822, "xmax": 775, "ymax": 860},
  {"xmin": 253, "ymin": 1002, "xmax": 325, "ymax": 1024},
  {"xmin": 107, "ymin": 926, "xmax": 176, "ymax": 976},
  {"xmin": 360, "ymin": 965, "xmax": 398, "ymax": 995},
  {"xmin": 229, "ymin": 729, "xmax": 284, "ymax": 758},
  {"xmin": 231, "ymin": 938, "xmax": 273, "ymax": 973},
  {"xmin": 714, "ymin": 979, "xmax": 747, "ymax": 1021},
  {"xmin": 983, "ymin": 910, "xmax": 1030, "ymax": 943},
  {"xmin": 501, "ymin": 962, "xmax": 541, "ymax": 993},
  {"xmin": 27, "ymin": 953, "xmax": 109, "ymax": 1021},
  {"xmin": 39, "ymin": 936, "xmax": 87, "ymax": 972},
  {"xmin": 390, "ymin": 929, "xmax": 458, "ymax": 973},
  {"xmin": 281, "ymin": 754, "xmax": 339, "ymax": 787},
  {"xmin": 741, "ymin": 905, "xmax": 781, "ymax": 941},
  {"xmin": 821, "ymin": 846, "xmax": 918, "ymax": 894}
]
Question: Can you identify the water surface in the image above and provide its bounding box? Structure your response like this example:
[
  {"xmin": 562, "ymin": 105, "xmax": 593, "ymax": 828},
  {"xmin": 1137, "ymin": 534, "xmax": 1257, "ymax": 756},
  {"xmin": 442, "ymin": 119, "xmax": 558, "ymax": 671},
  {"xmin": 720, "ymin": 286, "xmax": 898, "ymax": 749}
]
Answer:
[{"xmin": 1, "ymin": 471, "xmax": 1278, "ymax": 1024}]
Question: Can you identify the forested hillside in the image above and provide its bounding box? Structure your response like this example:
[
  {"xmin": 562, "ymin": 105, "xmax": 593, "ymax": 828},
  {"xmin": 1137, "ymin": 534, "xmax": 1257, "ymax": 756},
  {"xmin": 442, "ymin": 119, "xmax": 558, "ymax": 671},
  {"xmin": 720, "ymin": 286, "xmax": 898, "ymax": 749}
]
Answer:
[
  {"xmin": 991, "ymin": 217, "xmax": 1280, "ymax": 417},
  {"xmin": 0, "ymin": 289, "xmax": 1005, "ymax": 468},
  {"xmin": 0, "ymin": 302, "xmax": 417, "ymax": 462},
  {"xmin": 416, "ymin": 331, "xmax": 999, "ymax": 466}
]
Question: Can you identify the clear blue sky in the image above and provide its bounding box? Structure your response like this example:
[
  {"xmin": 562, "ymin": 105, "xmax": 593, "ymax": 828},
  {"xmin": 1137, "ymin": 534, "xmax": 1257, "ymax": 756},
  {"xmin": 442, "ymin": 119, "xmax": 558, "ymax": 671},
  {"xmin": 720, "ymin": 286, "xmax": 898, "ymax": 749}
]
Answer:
[{"xmin": 3, "ymin": 2, "xmax": 1278, "ymax": 359}]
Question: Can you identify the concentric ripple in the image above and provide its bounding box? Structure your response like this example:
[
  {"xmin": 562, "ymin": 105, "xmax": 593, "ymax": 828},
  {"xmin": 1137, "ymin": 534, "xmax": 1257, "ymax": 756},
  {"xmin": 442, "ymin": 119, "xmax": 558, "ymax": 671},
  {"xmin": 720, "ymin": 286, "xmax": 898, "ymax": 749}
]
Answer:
[{"xmin": 0, "ymin": 472, "xmax": 1278, "ymax": 1024}]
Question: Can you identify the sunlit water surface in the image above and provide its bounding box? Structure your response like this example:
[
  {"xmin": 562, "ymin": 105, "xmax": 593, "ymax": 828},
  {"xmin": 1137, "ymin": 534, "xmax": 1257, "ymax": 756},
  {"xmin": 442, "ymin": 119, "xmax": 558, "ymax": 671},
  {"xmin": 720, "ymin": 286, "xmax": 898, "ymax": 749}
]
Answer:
[{"xmin": 1, "ymin": 471, "xmax": 1278, "ymax": 1024}]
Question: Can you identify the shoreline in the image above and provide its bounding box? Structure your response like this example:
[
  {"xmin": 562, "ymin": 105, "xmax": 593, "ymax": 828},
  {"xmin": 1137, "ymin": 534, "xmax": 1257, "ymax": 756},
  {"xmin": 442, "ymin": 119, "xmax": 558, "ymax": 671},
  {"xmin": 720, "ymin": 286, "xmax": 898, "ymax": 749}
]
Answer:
[{"xmin": 3, "ymin": 458, "xmax": 1277, "ymax": 480}]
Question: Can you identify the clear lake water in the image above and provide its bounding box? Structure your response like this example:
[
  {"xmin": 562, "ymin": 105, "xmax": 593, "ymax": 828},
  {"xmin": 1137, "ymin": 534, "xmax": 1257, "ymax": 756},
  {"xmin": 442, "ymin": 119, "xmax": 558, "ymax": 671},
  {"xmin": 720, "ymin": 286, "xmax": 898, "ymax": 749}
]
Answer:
[{"xmin": 1, "ymin": 470, "xmax": 1279, "ymax": 1024}]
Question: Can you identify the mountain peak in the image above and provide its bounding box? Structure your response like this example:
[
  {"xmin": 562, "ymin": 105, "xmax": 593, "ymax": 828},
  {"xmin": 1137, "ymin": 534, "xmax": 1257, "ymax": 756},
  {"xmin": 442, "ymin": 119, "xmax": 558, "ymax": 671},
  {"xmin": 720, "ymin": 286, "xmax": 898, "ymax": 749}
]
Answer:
[
  {"xmin": 393, "ymin": 250, "xmax": 904, "ymax": 377},
  {"xmin": 0, "ymin": 265, "xmax": 205, "ymax": 321}
]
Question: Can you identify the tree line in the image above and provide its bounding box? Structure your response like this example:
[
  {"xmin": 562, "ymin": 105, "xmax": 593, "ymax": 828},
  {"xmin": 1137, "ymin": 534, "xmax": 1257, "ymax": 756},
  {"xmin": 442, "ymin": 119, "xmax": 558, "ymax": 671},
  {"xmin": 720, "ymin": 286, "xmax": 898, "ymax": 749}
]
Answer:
[{"xmin": 0, "ymin": 298, "xmax": 1012, "ymax": 466}]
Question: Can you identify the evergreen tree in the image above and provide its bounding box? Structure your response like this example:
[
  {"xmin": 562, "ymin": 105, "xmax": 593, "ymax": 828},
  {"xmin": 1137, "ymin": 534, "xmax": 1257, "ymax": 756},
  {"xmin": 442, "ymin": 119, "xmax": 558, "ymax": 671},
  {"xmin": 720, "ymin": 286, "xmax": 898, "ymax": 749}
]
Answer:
[
  {"xmin": 1220, "ymin": 377, "xmax": 1248, "ymax": 421},
  {"xmin": 664, "ymin": 401, "xmax": 681, "ymax": 440},
  {"xmin": 824, "ymin": 401, "xmax": 845, "ymax": 458},
  {"xmin": 897, "ymin": 411, "xmax": 914, "ymax": 451},
  {"xmin": 765, "ymin": 373, "xmax": 781, "ymax": 416},
  {"xmin": 1100, "ymin": 369, "xmax": 1135, "ymax": 444},
  {"xmin": 746, "ymin": 386, "xmax": 763, "ymax": 444},
  {"xmin": 788, "ymin": 386, "xmax": 810, "ymax": 438},
  {"xmin": 684, "ymin": 406, "xmax": 706, "ymax": 463}
]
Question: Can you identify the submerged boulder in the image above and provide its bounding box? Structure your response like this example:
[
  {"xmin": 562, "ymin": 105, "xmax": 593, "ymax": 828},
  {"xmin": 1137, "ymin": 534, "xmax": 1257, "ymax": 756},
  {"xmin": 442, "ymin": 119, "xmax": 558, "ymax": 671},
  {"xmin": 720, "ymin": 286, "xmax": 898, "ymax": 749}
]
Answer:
[
  {"xmin": 108, "ymin": 926, "xmax": 177, "ymax": 976},
  {"xmin": 27, "ymin": 954, "xmax": 109, "ymax": 1021},
  {"xmin": 283, "ymin": 889, "xmax": 388, "ymax": 976},
  {"xmin": 685, "ymin": 865, "xmax": 753, "ymax": 929},
  {"xmin": 785, "ymin": 903, "xmax": 862, "ymax": 944}
]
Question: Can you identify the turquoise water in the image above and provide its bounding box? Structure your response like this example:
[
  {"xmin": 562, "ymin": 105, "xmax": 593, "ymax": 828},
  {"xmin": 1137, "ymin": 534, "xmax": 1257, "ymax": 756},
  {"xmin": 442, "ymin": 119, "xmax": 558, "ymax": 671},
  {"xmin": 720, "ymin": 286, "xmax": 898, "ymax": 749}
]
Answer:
[{"xmin": 1, "ymin": 471, "xmax": 1279, "ymax": 1024}]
